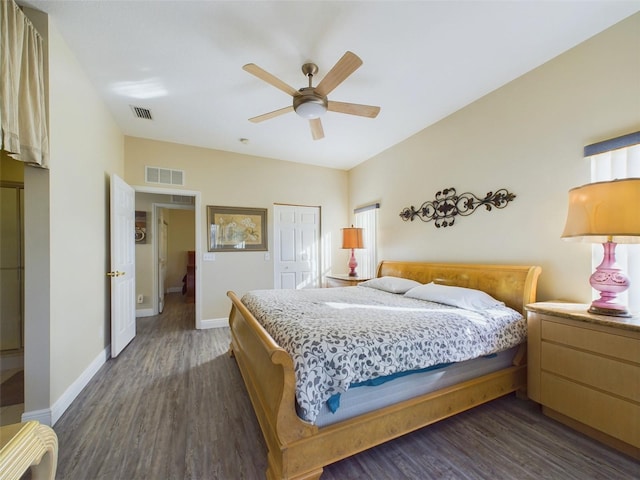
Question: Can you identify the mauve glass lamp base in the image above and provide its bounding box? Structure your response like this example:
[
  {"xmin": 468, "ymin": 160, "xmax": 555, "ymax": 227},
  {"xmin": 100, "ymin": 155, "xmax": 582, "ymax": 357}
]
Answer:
[{"xmin": 588, "ymin": 241, "xmax": 631, "ymax": 318}]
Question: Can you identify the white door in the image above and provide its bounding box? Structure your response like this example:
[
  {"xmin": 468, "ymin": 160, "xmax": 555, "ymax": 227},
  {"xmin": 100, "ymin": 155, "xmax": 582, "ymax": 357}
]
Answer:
[
  {"xmin": 274, "ymin": 205, "xmax": 320, "ymax": 289},
  {"xmin": 109, "ymin": 174, "xmax": 136, "ymax": 357},
  {"xmin": 158, "ymin": 218, "xmax": 168, "ymax": 313}
]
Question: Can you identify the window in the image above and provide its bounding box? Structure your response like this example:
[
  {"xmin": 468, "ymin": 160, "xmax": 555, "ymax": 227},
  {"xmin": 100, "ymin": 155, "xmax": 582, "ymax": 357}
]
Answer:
[
  {"xmin": 586, "ymin": 132, "xmax": 640, "ymax": 313},
  {"xmin": 353, "ymin": 203, "xmax": 379, "ymax": 279}
]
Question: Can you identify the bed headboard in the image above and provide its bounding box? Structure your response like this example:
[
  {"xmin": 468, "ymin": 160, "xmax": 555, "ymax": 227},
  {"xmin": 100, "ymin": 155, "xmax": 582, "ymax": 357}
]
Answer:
[{"xmin": 377, "ymin": 261, "xmax": 542, "ymax": 315}]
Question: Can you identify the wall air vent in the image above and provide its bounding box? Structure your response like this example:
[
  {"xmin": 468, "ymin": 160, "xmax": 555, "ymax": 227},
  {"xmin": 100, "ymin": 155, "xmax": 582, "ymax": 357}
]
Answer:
[
  {"xmin": 145, "ymin": 166, "xmax": 185, "ymax": 186},
  {"xmin": 130, "ymin": 105, "xmax": 153, "ymax": 120},
  {"xmin": 171, "ymin": 195, "xmax": 194, "ymax": 205}
]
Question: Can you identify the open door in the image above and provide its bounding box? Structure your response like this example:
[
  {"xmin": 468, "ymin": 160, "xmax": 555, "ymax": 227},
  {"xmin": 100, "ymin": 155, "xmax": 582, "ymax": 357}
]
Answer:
[{"xmin": 109, "ymin": 174, "xmax": 136, "ymax": 357}]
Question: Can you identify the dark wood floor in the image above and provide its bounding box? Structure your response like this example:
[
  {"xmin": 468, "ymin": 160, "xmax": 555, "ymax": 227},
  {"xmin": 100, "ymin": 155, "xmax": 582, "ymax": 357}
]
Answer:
[{"xmin": 52, "ymin": 293, "xmax": 639, "ymax": 479}]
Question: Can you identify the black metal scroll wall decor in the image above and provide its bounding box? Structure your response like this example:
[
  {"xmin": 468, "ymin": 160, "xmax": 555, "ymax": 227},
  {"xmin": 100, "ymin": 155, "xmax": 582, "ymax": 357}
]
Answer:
[{"xmin": 399, "ymin": 187, "xmax": 516, "ymax": 228}]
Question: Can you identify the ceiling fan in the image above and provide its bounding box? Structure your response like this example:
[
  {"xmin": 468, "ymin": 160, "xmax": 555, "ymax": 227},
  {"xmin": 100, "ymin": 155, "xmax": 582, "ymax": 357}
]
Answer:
[{"xmin": 243, "ymin": 51, "xmax": 380, "ymax": 140}]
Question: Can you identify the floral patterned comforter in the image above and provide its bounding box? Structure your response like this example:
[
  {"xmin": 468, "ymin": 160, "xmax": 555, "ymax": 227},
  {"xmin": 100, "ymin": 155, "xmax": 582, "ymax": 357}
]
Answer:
[{"xmin": 241, "ymin": 286, "xmax": 526, "ymax": 423}]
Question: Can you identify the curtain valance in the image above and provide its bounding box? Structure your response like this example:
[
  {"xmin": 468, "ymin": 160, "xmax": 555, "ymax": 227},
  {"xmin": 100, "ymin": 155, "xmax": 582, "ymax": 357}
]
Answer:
[{"xmin": 1, "ymin": 0, "xmax": 49, "ymax": 167}]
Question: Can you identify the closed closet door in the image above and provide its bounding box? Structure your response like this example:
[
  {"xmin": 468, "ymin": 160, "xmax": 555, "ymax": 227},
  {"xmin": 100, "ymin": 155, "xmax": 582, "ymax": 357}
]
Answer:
[
  {"xmin": 274, "ymin": 205, "xmax": 320, "ymax": 289},
  {"xmin": 0, "ymin": 185, "xmax": 24, "ymax": 351}
]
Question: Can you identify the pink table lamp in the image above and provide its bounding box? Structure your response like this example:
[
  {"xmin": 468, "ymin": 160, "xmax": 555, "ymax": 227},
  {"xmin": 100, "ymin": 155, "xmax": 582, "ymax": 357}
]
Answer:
[
  {"xmin": 562, "ymin": 178, "xmax": 640, "ymax": 317},
  {"xmin": 342, "ymin": 226, "xmax": 364, "ymax": 277}
]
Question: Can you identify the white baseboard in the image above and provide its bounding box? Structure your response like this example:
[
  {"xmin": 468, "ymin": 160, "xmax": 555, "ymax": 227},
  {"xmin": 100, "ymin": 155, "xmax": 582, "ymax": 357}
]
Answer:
[
  {"xmin": 23, "ymin": 345, "xmax": 111, "ymax": 426},
  {"xmin": 136, "ymin": 308, "xmax": 155, "ymax": 317},
  {"xmin": 21, "ymin": 316, "xmax": 225, "ymax": 426},
  {"xmin": 198, "ymin": 317, "xmax": 228, "ymax": 329},
  {"xmin": 21, "ymin": 408, "xmax": 52, "ymax": 426}
]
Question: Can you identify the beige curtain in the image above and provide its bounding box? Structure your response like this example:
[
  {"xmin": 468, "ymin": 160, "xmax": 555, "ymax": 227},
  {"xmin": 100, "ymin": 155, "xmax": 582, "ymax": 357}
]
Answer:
[{"xmin": 1, "ymin": 0, "xmax": 49, "ymax": 167}]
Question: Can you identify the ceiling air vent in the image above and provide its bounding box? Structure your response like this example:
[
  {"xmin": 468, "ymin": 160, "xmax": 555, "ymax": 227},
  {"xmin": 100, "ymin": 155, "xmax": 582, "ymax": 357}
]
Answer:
[
  {"xmin": 130, "ymin": 105, "xmax": 153, "ymax": 120},
  {"xmin": 145, "ymin": 166, "xmax": 185, "ymax": 186}
]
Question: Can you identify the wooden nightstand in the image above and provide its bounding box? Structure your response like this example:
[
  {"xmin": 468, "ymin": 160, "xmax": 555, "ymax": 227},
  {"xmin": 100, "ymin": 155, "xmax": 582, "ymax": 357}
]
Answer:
[
  {"xmin": 525, "ymin": 302, "xmax": 640, "ymax": 459},
  {"xmin": 324, "ymin": 274, "xmax": 371, "ymax": 288}
]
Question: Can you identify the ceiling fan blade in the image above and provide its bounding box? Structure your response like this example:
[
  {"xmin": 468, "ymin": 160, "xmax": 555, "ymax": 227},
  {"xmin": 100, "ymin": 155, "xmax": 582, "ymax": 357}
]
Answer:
[
  {"xmin": 248, "ymin": 106, "xmax": 294, "ymax": 123},
  {"xmin": 243, "ymin": 63, "xmax": 300, "ymax": 97},
  {"xmin": 315, "ymin": 51, "xmax": 363, "ymax": 97},
  {"xmin": 328, "ymin": 101, "xmax": 380, "ymax": 118},
  {"xmin": 310, "ymin": 118, "xmax": 324, "ymax": 140}
]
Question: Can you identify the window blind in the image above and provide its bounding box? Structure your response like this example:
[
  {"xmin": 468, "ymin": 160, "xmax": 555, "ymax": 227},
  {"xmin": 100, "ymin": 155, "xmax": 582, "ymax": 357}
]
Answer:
[{"xmin": 354, "ymin": 203, "xmax": 379, "ymax": 278}]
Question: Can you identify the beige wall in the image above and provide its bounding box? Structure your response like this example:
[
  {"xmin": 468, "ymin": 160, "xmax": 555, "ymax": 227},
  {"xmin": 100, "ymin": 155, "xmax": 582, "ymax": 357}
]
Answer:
[
  {"xmin": 133, "ymin": 193, "xmax": 157, "ymax": 309},
  {"xmin": 166, "ymin": 209, "xmax": 196, "ymax": 292},
  {"xmin": 349, "ymin": 13, "xmax": 640, "ymax": 304},
  {"xmin": 124, "ymin": 137, "xmax": 349, "ymax": 319},
  {"xmin": 24, "ymin": 13, "xmax": 125, "ymax": 416},
  {"xmin": 1, "ymin": 155, "xmax": 25, "ymax": 182}
]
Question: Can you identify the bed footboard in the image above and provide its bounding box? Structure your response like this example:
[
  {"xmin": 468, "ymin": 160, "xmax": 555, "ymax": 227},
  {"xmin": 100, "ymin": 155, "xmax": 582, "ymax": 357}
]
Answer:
[
  {"xmin": 227, "ymin": 292, "xmax": 320, "ymax": 479},
  {"xmin": 227, "ymin": 262, "xmax": 540, "ymax": 479}
]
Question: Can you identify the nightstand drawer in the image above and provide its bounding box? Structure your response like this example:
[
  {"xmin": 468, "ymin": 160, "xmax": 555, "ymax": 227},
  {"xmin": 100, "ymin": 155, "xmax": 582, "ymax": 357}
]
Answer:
[
  {"xmin": 541, "ymin": 372, "xmax": 640, "ymax": 448},
  {"xmin": 541, "ymin": 318, "xmax": 640, "ymax": 363},
  {"xmin": 541, "ymin": 342, "xmax": 640, "ymax": 402}
]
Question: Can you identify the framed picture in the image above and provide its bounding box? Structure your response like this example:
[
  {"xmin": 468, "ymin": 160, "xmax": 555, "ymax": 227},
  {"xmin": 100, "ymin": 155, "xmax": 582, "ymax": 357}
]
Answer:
[
  {"xmin": 135, "ymin": 211, "xmax": 147, "ymax": 243},
  {"xmin": 207, "ymin": 205, "xmax": 268, "ymax": 252}
]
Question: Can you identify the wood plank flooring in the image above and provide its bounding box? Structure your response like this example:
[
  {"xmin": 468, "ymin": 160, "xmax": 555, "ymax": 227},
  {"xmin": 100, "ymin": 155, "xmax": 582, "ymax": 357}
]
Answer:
[{"xmin": 52, "ymin": 293, "xmax": 639, "ymax": 479}]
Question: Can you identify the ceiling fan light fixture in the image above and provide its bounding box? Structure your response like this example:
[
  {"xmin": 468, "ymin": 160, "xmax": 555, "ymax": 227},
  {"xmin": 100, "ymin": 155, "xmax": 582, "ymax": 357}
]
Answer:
[
  {"xmin": 294, "ymin": 101, "xmax": 327, "ymax": 119},
  {"xmin": 293, "ymin": 88, "xmax": 328, "ymax": 119}
]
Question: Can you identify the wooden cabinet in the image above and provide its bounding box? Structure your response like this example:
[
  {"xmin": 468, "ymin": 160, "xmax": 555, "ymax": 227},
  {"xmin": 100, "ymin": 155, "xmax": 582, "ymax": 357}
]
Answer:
[
  {"xmin": 324, "ymin": 274, "xmax": 371, "ymax": 288},
  {"xmin": 185, "ymin": 251, "xmax": 195, "ymax": 303},
  {"xmin": 526, "ymin": 302, "xmax": 640, "ymax": 459}
]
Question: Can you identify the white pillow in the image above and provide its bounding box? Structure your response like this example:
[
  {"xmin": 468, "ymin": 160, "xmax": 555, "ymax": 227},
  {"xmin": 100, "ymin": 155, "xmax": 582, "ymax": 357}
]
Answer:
[
  {"xmin": 403, "ymin": 282, "xmax": 503, "ymax": 311},
  {"xmin": 358, "ymin": 276, "xmax": 422, "ymax": 294}
]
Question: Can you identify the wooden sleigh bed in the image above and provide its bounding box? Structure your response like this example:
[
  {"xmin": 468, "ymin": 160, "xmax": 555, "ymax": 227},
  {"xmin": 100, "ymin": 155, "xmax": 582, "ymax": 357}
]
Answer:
[{"xmin": 227, "ymin": 261, "xmax": 541, "ymax": 479}]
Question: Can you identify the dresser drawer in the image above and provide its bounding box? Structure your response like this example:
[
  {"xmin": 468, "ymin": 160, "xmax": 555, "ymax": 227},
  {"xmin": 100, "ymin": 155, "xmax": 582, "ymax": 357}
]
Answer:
[
  {"xmin": 541, "ymin": 372, "xmax": 640, "ymax": 448},
  {"xmin": 541, "ymin": 319, "xmax": 640, "ymax": 363},
  {"xmin": 541, "ymin": 342, "xmax": 640, "ymax": 402}
]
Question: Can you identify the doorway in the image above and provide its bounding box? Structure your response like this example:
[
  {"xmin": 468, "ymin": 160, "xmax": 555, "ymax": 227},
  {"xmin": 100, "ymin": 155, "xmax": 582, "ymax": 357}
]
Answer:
[
  {"xmin": 0, "ymin": 182, "xmax": 25, "ymax": 425},
  {"xmin": 133, "ymin": 187, "xmax": 202, "ymax": 328},
  {"xmin": 151, "ymin": 204, "xmax": 194, "ymax": 315}
]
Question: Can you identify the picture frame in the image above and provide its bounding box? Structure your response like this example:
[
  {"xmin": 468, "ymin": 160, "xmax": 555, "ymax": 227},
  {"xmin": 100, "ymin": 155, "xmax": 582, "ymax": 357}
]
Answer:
[
  {"xmin": 207, "ymin": 205, "xmax": 268, "ymax": 252},
  {"xmin": 135, "ymin": 211, "xmax": 147, "ymax": 243}
]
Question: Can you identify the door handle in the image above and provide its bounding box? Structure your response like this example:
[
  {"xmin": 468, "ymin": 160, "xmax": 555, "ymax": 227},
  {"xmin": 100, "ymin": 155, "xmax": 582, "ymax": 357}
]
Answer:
[{"xmin": 106, "ymin": 271, "xmax": 125, "ymax": 277}]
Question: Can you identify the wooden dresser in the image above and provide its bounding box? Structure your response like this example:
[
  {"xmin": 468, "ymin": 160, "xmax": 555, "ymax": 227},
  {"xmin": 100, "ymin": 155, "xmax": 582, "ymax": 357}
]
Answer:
[
  {"xmin": 526, "ymin": 302, "xmax": 640, "ymax": 459},
  {"xmin": 185, "ymin": 250, "xmax": 195, "ymax": 303},
  {"xmin": 325, "ymin": 273, "xmax": 371, "ymax": 288}
]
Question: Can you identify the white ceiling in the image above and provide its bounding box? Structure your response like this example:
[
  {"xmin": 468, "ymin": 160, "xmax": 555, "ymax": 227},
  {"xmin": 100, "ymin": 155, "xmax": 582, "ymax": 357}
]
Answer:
[{"xmin": 21, "ymin": 1, "xmax": 640, "ymax": 170}]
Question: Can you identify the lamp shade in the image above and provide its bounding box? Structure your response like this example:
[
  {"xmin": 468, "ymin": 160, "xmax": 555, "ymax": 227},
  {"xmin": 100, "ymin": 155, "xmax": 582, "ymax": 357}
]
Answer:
[
  {"xmin": 342, "ymin": 227, "xmax": 364, "ymax": 249},
  {"xmin": 561, "ymin": 178, "xmax": 640, "ymax": 244}
]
